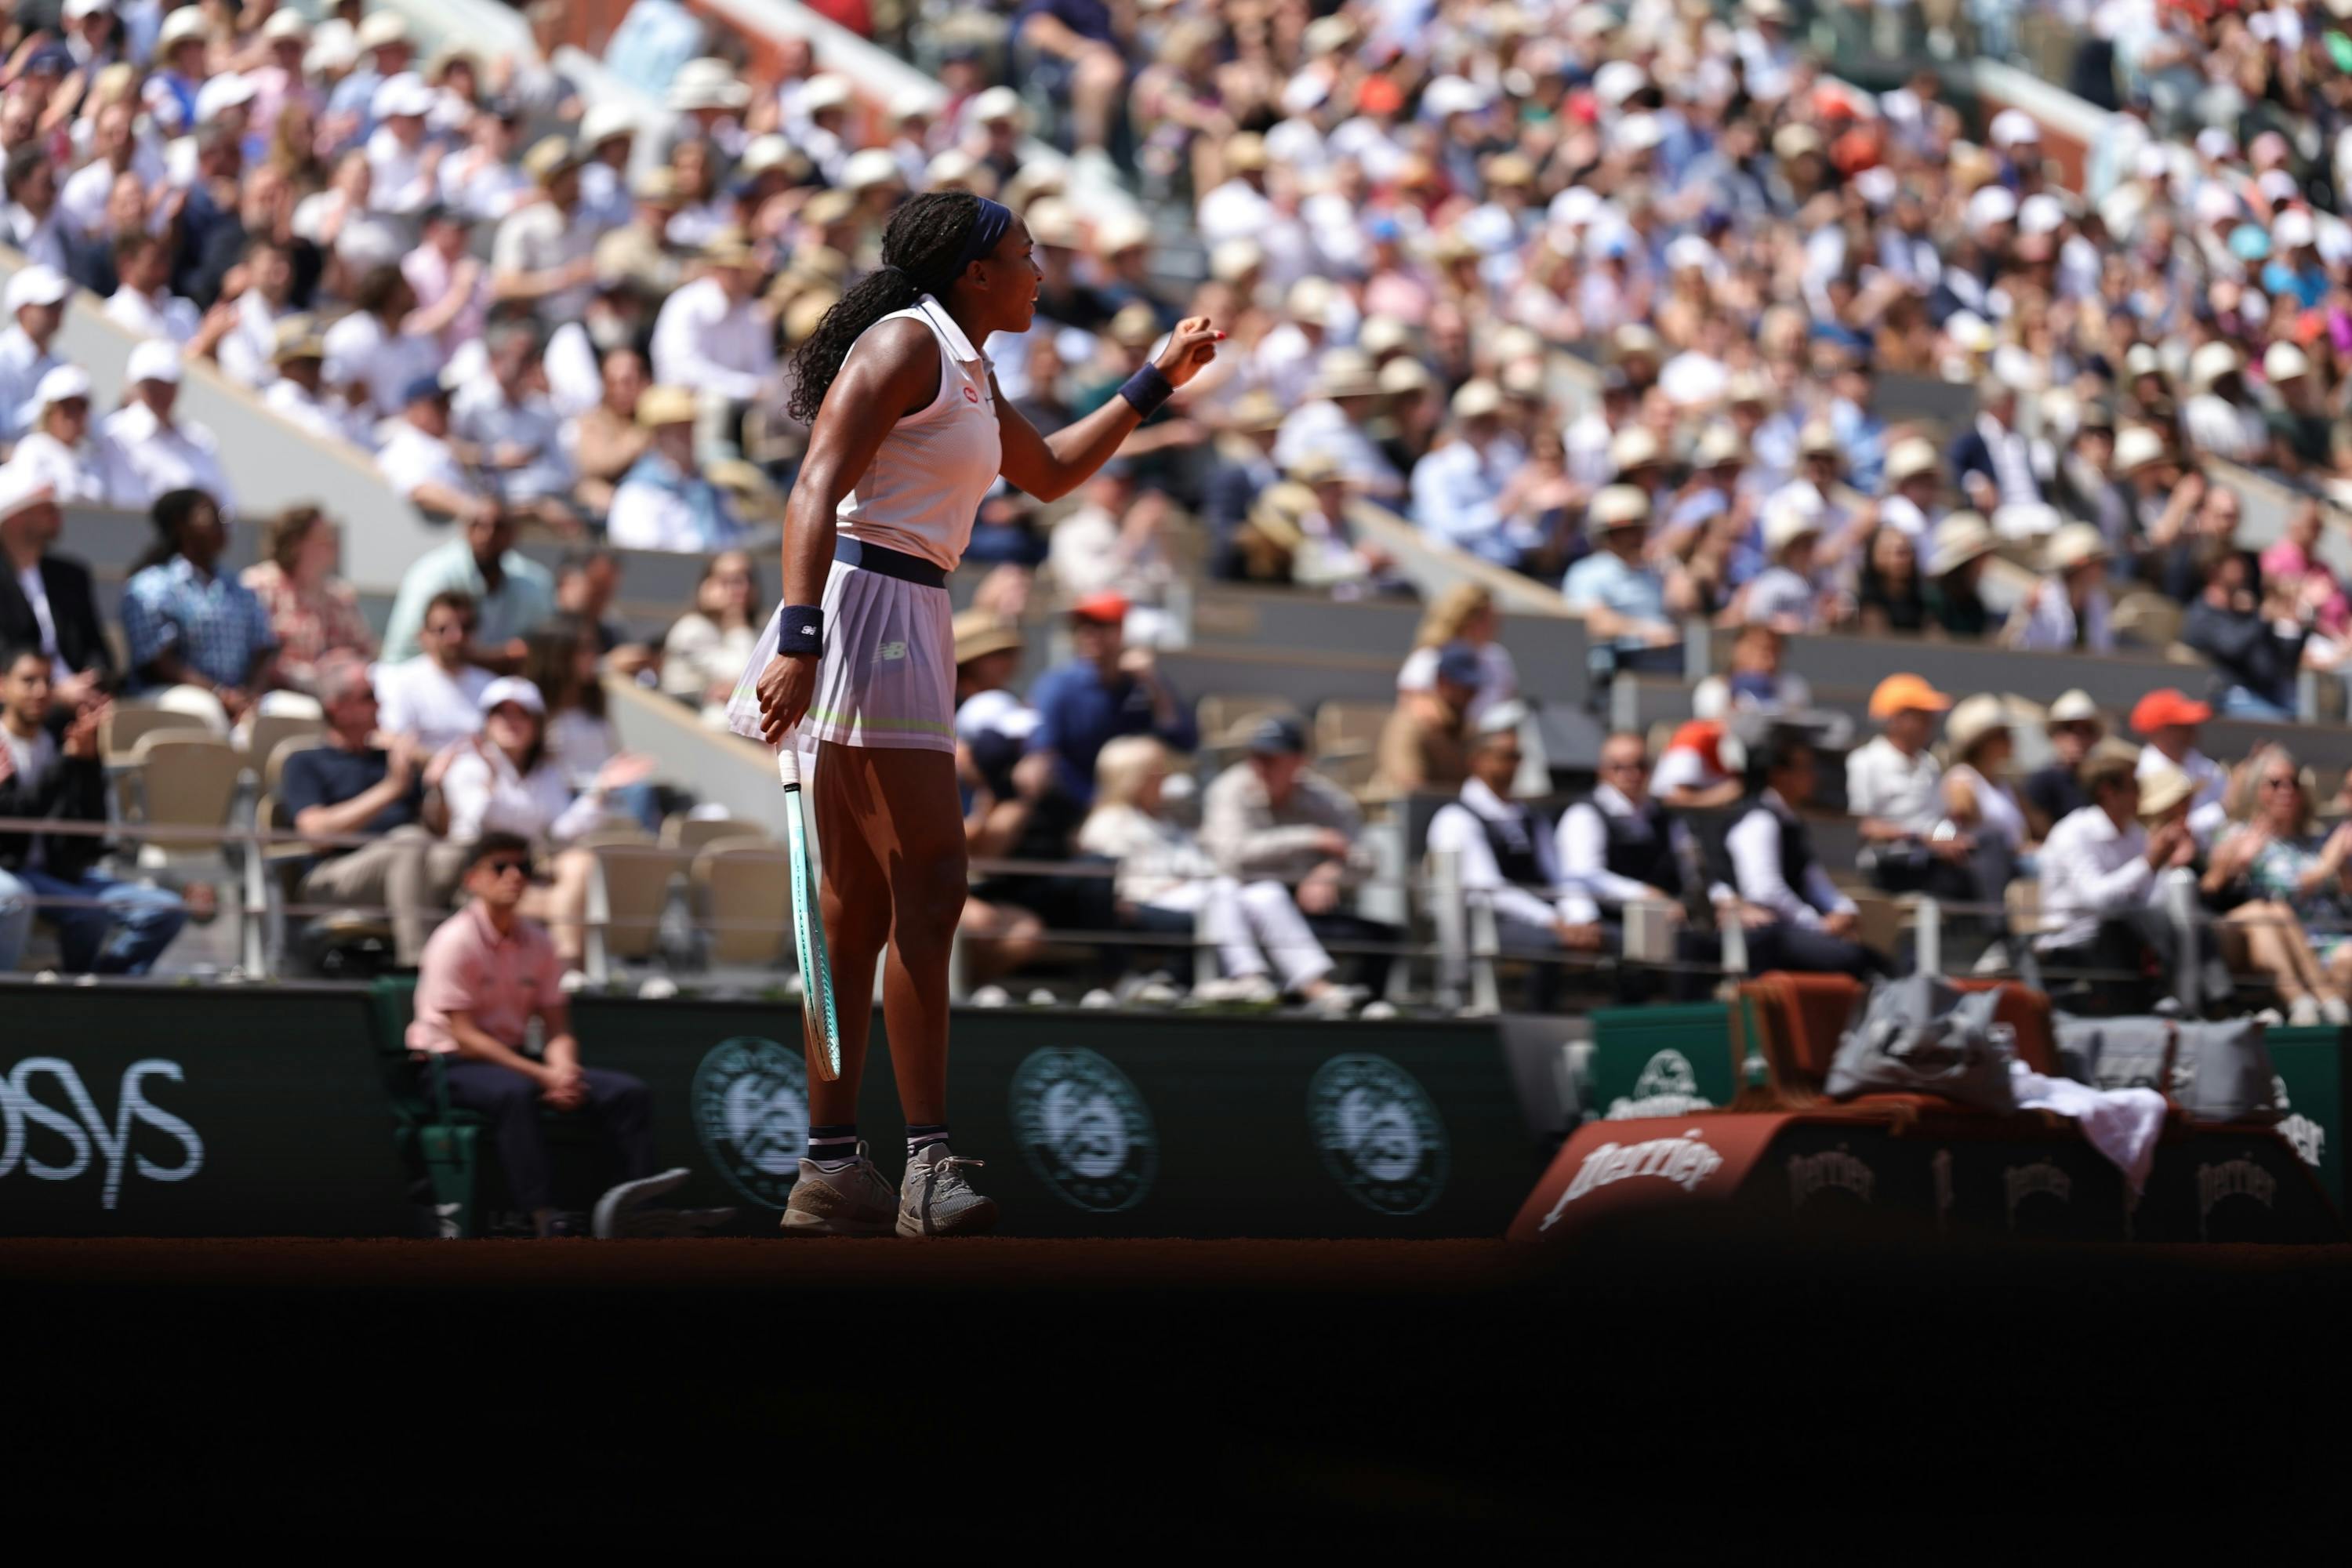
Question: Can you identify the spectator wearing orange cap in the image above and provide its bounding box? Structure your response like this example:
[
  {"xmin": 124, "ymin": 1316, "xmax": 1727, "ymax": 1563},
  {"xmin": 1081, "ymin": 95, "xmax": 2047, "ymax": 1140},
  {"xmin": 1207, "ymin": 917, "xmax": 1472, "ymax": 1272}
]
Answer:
[
  {"xmin": 1025, "ymin": 591, "xmax": 1197, "ymax": 806},
  {"xmin": 1848, "ymin": 673, "xmax": 1966, "ymax": 895},
  {"xmin": 2131, "ymin": 688, "xmax": 2228, "ymax": 846}
]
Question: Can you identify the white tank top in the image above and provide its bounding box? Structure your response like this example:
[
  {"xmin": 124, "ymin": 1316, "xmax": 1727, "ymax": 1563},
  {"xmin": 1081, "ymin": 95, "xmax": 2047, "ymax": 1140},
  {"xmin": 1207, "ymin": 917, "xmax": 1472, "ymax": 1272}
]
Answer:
[{"xmin": 835, "ymin": 295, "xmax": 1003, "ymax": 572}]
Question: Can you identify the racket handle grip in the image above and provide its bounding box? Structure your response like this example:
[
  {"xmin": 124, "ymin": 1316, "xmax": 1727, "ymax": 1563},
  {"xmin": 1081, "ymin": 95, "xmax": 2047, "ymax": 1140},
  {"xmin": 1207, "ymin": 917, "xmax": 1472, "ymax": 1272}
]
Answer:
[{"xmin": 777, "ymin": 746, "xmax": 800, "ymax": 789}]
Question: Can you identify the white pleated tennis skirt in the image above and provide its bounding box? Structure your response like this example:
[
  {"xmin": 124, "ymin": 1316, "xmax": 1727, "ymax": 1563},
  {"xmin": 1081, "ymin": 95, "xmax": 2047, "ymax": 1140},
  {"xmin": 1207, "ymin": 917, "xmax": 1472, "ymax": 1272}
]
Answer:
[{"xmin": 725, "ymin": 559, "xmax": 957, "ymax": 754}]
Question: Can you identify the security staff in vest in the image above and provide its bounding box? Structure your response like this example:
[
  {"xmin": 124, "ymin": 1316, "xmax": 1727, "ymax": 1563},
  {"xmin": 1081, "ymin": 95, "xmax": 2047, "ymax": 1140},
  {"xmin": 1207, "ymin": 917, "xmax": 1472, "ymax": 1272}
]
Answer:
[
  {"xmin": 1425, "ymin": 703, "xmax": 1584, "ymax": 1009},
  {"xmin": 1555, "ymin": 728, "xmax": 1719, "ymax": 999},
  {"xmin": 1708, "ymin": 728, "xmax": 1894, "ymax": 979}
]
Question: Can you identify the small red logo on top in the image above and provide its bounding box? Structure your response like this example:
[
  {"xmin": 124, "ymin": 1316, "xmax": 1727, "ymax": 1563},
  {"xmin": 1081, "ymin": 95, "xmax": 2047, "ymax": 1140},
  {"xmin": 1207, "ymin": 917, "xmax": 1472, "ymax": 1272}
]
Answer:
[{"xmin": 964, "ymin": 386, "xmax": 981, "ymax": 403}]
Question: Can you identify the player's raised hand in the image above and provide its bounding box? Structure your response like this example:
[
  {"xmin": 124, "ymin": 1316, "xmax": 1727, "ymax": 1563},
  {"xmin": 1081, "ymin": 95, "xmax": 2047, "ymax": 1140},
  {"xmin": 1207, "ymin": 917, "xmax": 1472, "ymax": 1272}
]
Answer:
[{"xmin": 1154, "ymin": 317, "xmax": 1225, "ymax": 388}]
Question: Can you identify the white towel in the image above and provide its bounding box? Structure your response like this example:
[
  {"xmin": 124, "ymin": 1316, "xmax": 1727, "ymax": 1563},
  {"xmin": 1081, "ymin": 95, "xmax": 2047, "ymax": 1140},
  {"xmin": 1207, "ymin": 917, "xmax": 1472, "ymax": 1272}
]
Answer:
[{"xmin": 2009, "ymin": 1062, "xmax": 2169, "ymax": 1195}]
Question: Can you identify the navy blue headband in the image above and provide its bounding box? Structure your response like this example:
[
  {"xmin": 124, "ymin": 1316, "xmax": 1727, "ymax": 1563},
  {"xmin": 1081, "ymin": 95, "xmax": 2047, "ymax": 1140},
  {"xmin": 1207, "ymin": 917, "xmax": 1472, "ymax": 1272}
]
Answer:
[{"xmin": 949, "ymin": 197, "xmax": 1014, "ymax": 278}]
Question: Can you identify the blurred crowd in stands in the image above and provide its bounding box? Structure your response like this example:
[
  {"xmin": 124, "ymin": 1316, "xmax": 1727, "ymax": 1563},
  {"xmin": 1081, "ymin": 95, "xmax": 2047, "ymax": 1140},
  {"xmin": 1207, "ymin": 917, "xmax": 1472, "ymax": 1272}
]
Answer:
[{"xmin": 9, "ymin": 1, "xmax": 2352, "ymax": 1016}]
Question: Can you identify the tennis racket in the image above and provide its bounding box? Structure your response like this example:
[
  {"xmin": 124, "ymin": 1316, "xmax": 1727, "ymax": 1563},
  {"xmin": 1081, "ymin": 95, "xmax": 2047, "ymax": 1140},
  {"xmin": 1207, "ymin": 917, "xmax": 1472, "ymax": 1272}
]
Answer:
[{"xmin": 779, "ymin": 746, "xmax": 842, "ymax": 1081}]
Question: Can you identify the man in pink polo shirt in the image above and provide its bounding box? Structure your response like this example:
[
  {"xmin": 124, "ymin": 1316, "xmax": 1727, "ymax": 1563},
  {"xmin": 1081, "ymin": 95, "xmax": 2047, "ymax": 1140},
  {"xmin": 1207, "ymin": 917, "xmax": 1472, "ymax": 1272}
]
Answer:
[{"xmin": 410, "ymin": 832, "xmax": 705, "ymax": 1236}]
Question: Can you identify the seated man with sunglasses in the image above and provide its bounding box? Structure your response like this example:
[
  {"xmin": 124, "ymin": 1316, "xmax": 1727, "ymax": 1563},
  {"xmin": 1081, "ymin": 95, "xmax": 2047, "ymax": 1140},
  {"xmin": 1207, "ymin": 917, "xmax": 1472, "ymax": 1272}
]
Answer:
[
  {"xmin": 408, "ymin": 832, "xmax": 724, "ymax": 1237},
  {"xmin": 1424, "ymin": 704, "xmax": 1591, "ymax": 1010}
]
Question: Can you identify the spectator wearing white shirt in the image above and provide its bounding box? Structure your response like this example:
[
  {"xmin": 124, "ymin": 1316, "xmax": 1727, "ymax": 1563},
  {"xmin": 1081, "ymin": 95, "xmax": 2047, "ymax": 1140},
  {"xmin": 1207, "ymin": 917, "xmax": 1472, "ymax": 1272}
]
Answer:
[
  {"xmin": 102, "ymin": 230, "xmax": 199, "ymax": 347},
  {"xmin": 56, "ymin": 99, "xmax": 163, "ymax": 242},
  {"xmin": 607, "ymin": 386, "xmax": 743, "ymax": 554},
  {"xmin": 98, "ymin": 342, "xmax": 234, "ymax": 512},
  {"xmin": 212, "ymin": 238, "xmax": 302, "ymax": 390},
  {"xmin": 649, "ymin": 230, "xmax": 775, "ymax": 405},
  {"xmin": 2, "ymin": 366, "xmax": 143, "ymax": 509},
  {"xmin": 0, "ymin": 265, "xmax": 71, "ymax": 445},
  {"xmin": 1410, "ymin": 379, "xmax": 1541, "ymax": 570},
  {"xmin": 2180, "ymin": 341, "xmax": 2271, "ymax": 467},
  {"xmin": 2, "ymin": 145, "xmax": 67, "ymax": 274},
  {"xmin": 262, "ymin": 321, "xmax": 373, "ymax": 449},
  {"xmin": 1196, "ymin": 132, "xmax": 1276, "ymax": 250},
  {"xmin": 2005, "ymin": 522, "xmax": 2115, "ymax": 652},
  {"xmin": 2035, "ymin": 742, "xmax": 2230, "ymax": 1007},
  {"xmin": 438, "ymin": 676, "xmax": 654, "ymax": 966},
  {"xmin": 490, "ymin": 137, "xmax": 601, "ymax": 327},
  {"xmin": 321, "ymin": 264, "xmax": 440, "ymax": 419},
  {"xmin": 450, "ymin": 321, "xmax": 579, "ymax": 535},
  {"xmin": 1707, "ymin": 731, "xmax": 1892, "ymax": 979},
  {"xmin": 378, "ymin": 372, "xmax": 497, "ymax": 528},
  {"xmin": 1426, "ymin": 708, "xmax": 1591, "ymax": 1007},
  {"xmin": 1272, "ymin": 350, "xmax": 1405, "ymax": 500},
  {"xmin": 1555, "ymin": 731, "xmax": 1694, "ymax": 927},
  {"xmin": 376, "ymin": 590, "xmax": 495, "ymax": 754},
  {"xmin": 363, "ymin": 74, "xmax": 445, "ymax": 219},
  {"xmin": 1846, "ymin": 673, "xmax": 1969, "ymax": 897},
  {"xmin": 2129, "ymin": 687, "xmax": 2230, "ymax": 848}
]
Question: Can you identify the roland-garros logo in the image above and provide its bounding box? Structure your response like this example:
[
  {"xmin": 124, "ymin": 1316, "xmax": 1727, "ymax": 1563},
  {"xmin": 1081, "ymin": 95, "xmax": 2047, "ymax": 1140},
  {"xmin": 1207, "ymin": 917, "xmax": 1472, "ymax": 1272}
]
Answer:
[{"xmin": 1541, "ymin": 1128, "xmax": 1725, "ymax": 1231}]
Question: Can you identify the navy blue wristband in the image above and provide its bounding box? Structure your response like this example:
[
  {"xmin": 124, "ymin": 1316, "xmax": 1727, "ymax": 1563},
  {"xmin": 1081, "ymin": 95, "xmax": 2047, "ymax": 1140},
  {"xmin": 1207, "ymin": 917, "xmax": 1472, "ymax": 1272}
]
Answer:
[
  {"xmin": 1117, "ymin": 361, "xmax": 1174, "ymax": 418},
  {"xmin": 777, "ymin": 606, "xmax": 823, "ymax": 656}
]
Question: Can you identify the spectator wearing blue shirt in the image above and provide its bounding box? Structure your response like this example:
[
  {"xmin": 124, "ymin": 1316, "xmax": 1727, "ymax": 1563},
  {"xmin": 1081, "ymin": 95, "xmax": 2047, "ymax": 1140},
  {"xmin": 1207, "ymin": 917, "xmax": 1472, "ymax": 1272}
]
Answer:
[
  {"xmin": 1026, "ymin": 592, "xmax": 1197, "ymax": 805},
  {"xmin": 1561, "ymin": 485, "xmax": 1689, "ymax": 679},
  {"xmin": 324, "ymin": 13, "xmax": 418, "ymax": 152},
  {"xmin": 2262, "ymin": 210, "xmax": 2328, "ymax": 310},
  {"xmin": 1410, "ymin": 379, "xmax": 1538, "ymax": 571},
  {"xmin": 120, "ymin": 488, "xmax": 278, "ymax": 728}
]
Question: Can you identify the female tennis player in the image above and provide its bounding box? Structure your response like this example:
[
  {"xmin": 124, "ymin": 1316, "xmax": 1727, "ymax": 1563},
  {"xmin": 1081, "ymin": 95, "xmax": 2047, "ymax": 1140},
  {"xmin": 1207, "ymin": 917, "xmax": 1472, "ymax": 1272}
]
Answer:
[{"xmin": 731, "ymin": 191, "xmax": 1221, "ymax": 1236}]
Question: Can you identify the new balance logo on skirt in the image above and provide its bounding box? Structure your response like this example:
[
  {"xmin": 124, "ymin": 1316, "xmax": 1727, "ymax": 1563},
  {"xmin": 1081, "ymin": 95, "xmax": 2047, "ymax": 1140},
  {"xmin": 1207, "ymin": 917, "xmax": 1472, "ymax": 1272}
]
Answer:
[{"xmin": 876, "ymin": 641, "xmax": 909, "ymax": 662}]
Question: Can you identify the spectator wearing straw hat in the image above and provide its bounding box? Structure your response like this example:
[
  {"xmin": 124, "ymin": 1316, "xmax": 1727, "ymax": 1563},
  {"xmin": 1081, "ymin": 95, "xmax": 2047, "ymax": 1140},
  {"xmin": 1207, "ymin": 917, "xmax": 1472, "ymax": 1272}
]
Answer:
[
  {"xmin": 649, "ymin": 230, "xmax": 776, "ymax": 406},
  {"xmin": 261, "ymin": 320, "xmax": 368, "ymax": 449},
  {"xmin": 1736, "ymin": 487, "xmax": 1838, "ymax": 633},
  {"xmin": 2033, "ymin": 740, "xmax": 2216, "ymax": 1006},
  {"xmin": 1878, "ymin": 437, "xmax": 1944, "ymax": 542},
  {"xmin": 2103, "ymin": 423, "xmax": 2177, "ymax": 579},
  {"xmin": 2131, "ymin": 688, "xmax": 2229, "ymax": 847},
  {"xmin": 606, "ymin": 385, "xmax": 742, "ymax": 554},
  {"xmin": 1272, "ymin": 349, "xmax": 1403, "ymax": 502},
  {"xmin": 2006, "ymin": 522, "xmax": 2114, "ymax": 652},
  {"xmin": 1410, "ymin": 378, "xmax": 1542, "ymax": 572},
  {"xmin": 2259, "ymin": 340, "xmax": 2336, "ymax": 476},
  {"xmin": 2181, "ymin": 341, "xmax": 2270, "ymax": 466},
  {"xmin": 1564, "ymin": 485, "xmax": 1688, "ymax": 679},
  {"xmin": 1922, "ymin": 510, "xmax": 1998, "ymax": 638},
  {"xmin": 491, "ymin": 136, "xmax": 598, "ymax": 325},
  {"xmin": 2024, "ymin": 690, "xmax": 2103, "ymax": 840}
]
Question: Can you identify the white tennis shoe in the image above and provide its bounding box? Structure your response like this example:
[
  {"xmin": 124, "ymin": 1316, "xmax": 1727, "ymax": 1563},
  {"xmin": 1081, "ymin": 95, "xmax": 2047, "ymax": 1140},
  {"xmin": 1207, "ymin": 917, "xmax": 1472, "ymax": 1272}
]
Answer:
[
  {"xmin": 782, "ymin": 1142, "xmax": 898, "ymax": 1236},
  {"xmin": 897, "ymin": 1143, "xmax": 1000, "ymax": 1237}
]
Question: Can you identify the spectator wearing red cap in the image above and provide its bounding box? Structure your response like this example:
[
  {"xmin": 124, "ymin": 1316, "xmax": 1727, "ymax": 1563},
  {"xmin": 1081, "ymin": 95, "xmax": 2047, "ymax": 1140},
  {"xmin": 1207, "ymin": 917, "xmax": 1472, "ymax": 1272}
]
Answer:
[
  {"xmin": 2131, "ymin": 688, "xmax": 2228, "ymax": 846},
  {"xmin": 1651, "ymin": 719, "xmax": 1742, "ymax": 812},
  {"xmin": 1023, "ymin": 591, "xmax": 1197, "ymax": 806}
]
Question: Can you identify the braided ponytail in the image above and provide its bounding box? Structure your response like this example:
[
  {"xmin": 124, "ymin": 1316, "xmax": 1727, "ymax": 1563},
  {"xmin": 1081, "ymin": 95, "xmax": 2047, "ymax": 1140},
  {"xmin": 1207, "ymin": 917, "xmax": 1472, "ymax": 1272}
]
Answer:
[{"xmin": 785, "ymin": 191, "xmax": 985, "ymax": 425}]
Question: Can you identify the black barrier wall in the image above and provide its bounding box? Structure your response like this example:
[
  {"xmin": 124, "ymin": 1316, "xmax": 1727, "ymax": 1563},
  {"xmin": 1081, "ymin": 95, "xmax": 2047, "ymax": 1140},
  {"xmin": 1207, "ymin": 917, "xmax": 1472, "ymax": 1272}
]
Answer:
[{"xmin": 0, "ymin": 984, "xmax": 1535, "ymax": 1238}]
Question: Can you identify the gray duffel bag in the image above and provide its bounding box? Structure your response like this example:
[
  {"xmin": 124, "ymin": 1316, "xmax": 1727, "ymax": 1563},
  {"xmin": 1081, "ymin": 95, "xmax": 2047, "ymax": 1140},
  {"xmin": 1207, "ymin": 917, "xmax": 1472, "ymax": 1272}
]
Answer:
[
  {"xmin": 1827, "ymin": 972, "xmax": 2020, "ymax": 1112},
  {"xmin": 2170, "ymin": 1018, "xmax": 2280, "ymax": 1123}
]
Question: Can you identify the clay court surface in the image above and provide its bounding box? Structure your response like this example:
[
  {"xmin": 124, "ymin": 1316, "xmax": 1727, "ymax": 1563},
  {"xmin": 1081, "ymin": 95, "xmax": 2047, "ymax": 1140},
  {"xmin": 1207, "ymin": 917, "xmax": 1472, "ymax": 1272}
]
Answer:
[{"xmin": 9, "ymin": 1235, "xmax": 2352, "ymax": 1536}]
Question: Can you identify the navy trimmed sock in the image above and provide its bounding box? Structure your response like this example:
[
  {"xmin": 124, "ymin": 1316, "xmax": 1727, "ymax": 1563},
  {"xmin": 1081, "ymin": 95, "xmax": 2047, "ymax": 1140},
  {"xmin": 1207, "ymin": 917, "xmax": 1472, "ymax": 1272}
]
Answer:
[
  {"xmin": 807, "ymin": 1123, "xmax": 860, "ymax": 1171},
  {"xmin": 906, "ymin": 1123, "xmax": 951, "ymax": 1161}
]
